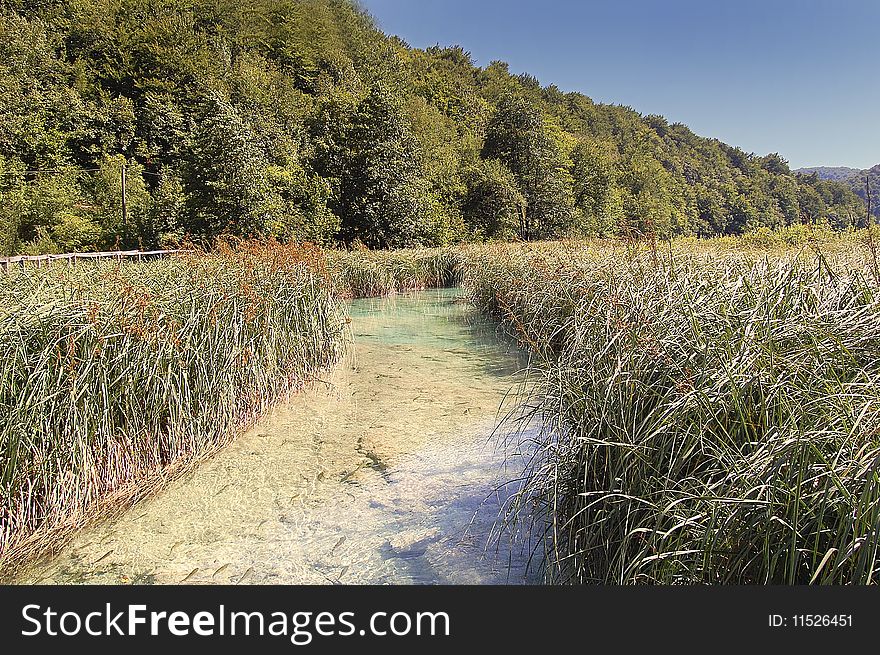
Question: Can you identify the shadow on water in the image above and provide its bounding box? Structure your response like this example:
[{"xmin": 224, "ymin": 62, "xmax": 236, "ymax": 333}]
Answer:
[{"xmin": 18, "ymin": 286, "xmax": 544, "ymax": 585}]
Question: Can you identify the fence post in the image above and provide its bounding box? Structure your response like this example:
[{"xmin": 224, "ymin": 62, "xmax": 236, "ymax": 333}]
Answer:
[{"xmin": 121, "ymin": 163, "xmax": 128, "ymax": 239}]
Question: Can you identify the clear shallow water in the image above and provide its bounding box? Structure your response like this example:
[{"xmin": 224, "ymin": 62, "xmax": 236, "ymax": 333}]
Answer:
[{"xmin": 18, "ymin": 288, "xmax": 541, "ymax": 585}]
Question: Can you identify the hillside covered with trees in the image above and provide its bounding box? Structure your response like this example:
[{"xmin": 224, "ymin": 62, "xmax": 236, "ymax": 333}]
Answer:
[
  {"xmin": 794, "ymin": 166, "xmax": 862, "ymax": 182},
  {"xmin": 797, "ymin": 165, "xmax": 880, "ymax": 221},
  {"xmin": 0, "ymin": 0, "xmax": 870, "ymax": 255}
]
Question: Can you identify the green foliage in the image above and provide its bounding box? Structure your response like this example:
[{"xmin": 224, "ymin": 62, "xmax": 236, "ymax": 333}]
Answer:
[
  {"xmin": 90, "ymin": 155, "xmax": 150, "ymax": 247},
  {"xmin": 569, "ymin": 140, "xmax": 621, "ymax": 236},
  {"xmin": 618, "ymin": 150, "xmax": 684, "ymax": 237},
  {"xmin": 481, "ymin": 94, "xmax": 575, "ymax": 239},
  {"xmin": 183, "ymin": 96, "xmax": 275, "ymax": 240},
  {"xmin": 0, "ymin": 158, "xmax": 101, "ymax": 254},
  {"xmin": 146, "ymin": 171, "xmax": 185, "ymax": 247},
  {"xmin": 313, "ymin": 85, "xmax": 438, "ymax": 248},
  {"xmin": 846, "ymin": 165, "xmax": 880, "ymax": 223},
  {"xmin": 0, "ymin": 0, "xmax": 869, "ymax": 254},
  {"xmin": 462, "ymin": 159, "xmax": 524, "ymax": 240},
  {"xmin": 797, "ymin": 165, "xmax": 879, "ymax": 223}
]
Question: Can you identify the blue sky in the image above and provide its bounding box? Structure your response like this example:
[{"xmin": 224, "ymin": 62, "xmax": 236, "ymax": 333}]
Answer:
[{"xmin": 360, "ymin": 0, "xmax": 880, "ymax": 169}]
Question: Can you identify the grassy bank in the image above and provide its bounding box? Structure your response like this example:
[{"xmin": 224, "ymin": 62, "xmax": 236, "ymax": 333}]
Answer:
[
  {"xmin": 0, "ymin": 240, "xmax": 464, "ymax": 576},
  {"xmin": 328, "ymin": 246, "xmax": 462, "ymax": 298},
  {"xmin": 461, "ymin": 236, "xmax": 880, "ymax": 584},
  {"xmin": 0, "ymin": 241, "xmax": 347, "ymax": 577},
  {"xmin": 5, "ymin": 232, "xmax": 880, "ymax": 585}
]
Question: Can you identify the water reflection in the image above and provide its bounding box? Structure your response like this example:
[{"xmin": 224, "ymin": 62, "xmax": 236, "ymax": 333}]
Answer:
[{"xmin": 18, "ymin": 288, "xmax": 541, "ymax": 585}]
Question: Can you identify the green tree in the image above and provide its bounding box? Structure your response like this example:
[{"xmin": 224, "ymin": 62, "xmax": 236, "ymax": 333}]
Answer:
[
  {"xmin": 462, "ymin": 158, "xmax": 524, "ymax": 240},
  {"xmin": 182, "ymin": 96, "xmax": 274, "ymax": 241},
  {"xmin": 263, "ymin": 162, "xmax": 339, "ymax": 244},
  {"xmin": 3, "ymin": 169, "xmax": 100, "ymax": 254},
  {"xmin": 481, "ymin": 93, "xmax": 575, "ymax": 239},
  {"xmin": 147, "ymin": 171, "xmax": 186, "ymax": 247},
  {"xmin": 618, "ymin": 152, "xmax": 678, "ymax": 238},
  {"xmin": 0, "ymin": 0, "xmax": 870, "ymax": 252},
  {"xmin": 796, "ymin": 181, "xmax": 826, "ymax": 225},
  {"xmin": 89, "ymin": 155, "xmax": 151, "ymax": 248},
  {"xmin": 313, "ymin": 85, "xmax": 438, "ymax": 248},
  {"xmin": 569, "ymin": 139, "xmax": 622, "ymax": 236}
]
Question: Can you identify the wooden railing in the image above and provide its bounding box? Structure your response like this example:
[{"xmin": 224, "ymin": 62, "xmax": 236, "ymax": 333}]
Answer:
[{"xmin": 0, "ymin": 249, "xmax": 190, "ymax": 272}]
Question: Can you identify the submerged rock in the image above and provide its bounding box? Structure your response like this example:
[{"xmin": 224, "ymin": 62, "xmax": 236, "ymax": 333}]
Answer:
[{"xmin": 385, "ymin": 528, "xmax": 442, "ymax": 559}]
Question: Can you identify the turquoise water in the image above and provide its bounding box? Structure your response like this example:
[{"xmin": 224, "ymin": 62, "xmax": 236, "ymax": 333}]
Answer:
[{"xmin": 19, "ymin": 288, "xmax": 541, "ymax": 585}]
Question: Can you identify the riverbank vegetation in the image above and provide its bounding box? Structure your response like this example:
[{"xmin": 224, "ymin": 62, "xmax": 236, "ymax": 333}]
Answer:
[
  {"xmin": 328, "ymin": 247, "xmax": 460, "ymax": 298},
  {"xmin": 463, "ymin": 232, "xmax": 880, "ymax": 584},
  {"xmin": 5, "ymin": 232, "xmax": 880, "ymax": 585},
  {"xmin": 0, "ymin": 238, "xmax": 470, "ymax": 575},
  {"xmin": 0, "ymin": 241, "xmax": 347, "ymax": 577},
  {"xmin": 0, "ymin": 0, "xmax": 868, "ymax": 256}
]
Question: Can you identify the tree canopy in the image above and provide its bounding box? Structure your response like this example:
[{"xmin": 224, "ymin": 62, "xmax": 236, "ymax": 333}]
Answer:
[{"xmin": 0, "ymin": 0, "xmax": 869, "ymax": 254}]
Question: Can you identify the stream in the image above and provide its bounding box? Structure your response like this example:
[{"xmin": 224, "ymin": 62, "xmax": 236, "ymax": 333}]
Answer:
[{"xmin": 18, "ymin": 288, "xmax": 541, "ymax": 585}]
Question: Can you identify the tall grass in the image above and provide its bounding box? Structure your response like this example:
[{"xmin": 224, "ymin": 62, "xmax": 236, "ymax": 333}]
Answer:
[
  {"xmin": 463, "ymin": 240, "xmax": 880, "ymax": 584},
  {"xmin": 7, "ymin": 232, "xmax": 879, "ymax": 585},
  {"xmin": 0, "ymin": 241, "xmax": 347, "ymax": 576},
  {"xmin": 329, "ymin": 246, "xmax": 462, "ymax": 298}
]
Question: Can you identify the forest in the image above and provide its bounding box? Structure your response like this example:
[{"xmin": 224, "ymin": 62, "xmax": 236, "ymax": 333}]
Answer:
[
  {"xmin": 0, "ymin": 0, "xmax": 870, "ymax": 255},
  {"xmin": 797, "ymin": 165, "xmax": 880, "ymax": 221}
]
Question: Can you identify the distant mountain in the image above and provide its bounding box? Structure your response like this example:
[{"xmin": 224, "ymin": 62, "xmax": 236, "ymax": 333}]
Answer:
[
  {"xmin": 795, "ymin": 165, "xmax": 880, "ymax": 219},
  {"xmin": 794, "ymin": 166, "xmax": 863, "ymax": 182}
]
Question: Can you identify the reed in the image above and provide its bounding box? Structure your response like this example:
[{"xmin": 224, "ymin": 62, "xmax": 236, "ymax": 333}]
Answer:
[
  {"xmin": 462, "ymin": 238, "xmax": 880, "ymax": 584},
  {"xmin": 0, "ymin": 240, "xmax": 347, "ymax": 576},
  {"xmin": 6, "ymin": 232, "xmax": 879, "ymax": 585},
  {"xmin": 328, "ymin": 246, "xmax": 462, "ymax": 298}
]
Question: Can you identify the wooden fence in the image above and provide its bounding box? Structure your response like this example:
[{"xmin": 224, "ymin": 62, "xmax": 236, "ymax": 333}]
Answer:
[{"xmin": 0, "ymin": 249, "xmax": 190, "ymax": 272}]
